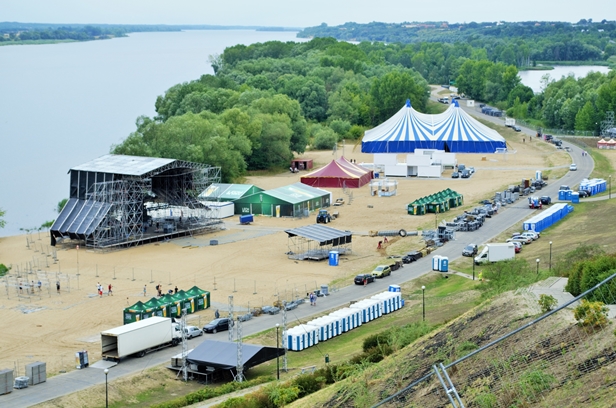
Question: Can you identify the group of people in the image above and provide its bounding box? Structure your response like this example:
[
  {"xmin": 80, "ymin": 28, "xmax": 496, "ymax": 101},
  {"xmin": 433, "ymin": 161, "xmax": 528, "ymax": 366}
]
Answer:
[
  {"xmin": 97, "ymin": 282, "xmax": 112, "ymax": 297},
  {"xmin": 308, "ymin": 292, "xmax": 318, "ymax": 306},
  {"xmin": 18, "ymin": 280, "xmax": 42, "ymax": 294},
  {"xmin": 147, "ymin": 284, "xmax": 179, "ymax": 297}
]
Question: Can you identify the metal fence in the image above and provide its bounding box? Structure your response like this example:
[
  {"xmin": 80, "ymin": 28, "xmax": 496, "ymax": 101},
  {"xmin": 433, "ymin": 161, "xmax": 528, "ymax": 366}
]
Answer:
[{"xmin": 374, "ymin": 272, "xmax": 616, "ymax": 408}]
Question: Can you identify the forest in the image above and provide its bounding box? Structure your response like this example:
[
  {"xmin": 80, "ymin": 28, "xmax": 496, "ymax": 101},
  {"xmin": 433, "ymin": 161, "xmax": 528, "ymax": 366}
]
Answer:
[{"xmin": 111, "ymin": 34, "xmax": 616, "ymax": 182}]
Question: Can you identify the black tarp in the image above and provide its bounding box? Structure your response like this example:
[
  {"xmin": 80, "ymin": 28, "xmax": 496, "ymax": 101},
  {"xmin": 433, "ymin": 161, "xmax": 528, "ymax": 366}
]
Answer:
[
  {"xmin": 285, "ymin": 224, "xmax": 352, "ymax": 247},
  {"xmin": 186, "ymin": 340, "xmax": 283, "ymax": 371}
]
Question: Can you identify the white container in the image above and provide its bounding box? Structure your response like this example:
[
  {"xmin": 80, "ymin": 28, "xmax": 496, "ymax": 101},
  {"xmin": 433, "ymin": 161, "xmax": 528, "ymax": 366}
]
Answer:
[{"xmin": 285, "ymin": 324, "xmax": 319, "ymax": 351}]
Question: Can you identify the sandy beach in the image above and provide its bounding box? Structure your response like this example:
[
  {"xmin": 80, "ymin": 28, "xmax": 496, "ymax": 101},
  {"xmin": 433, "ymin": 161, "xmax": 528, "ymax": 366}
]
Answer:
[{"xmin": 0, "ymin": 134, "xmax": 570, "ymax": 376}]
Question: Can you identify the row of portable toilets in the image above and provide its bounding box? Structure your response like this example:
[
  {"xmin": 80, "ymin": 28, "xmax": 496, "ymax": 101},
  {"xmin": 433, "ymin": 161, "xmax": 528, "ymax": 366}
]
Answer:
[
  {"xmin": 432, "ymin": 255, "xmax": 449, "ymax": 272},
  {"xmin": 285, "ymin": 285, "xmax": 403, "ymax": 351},
  {"xmin": 523, "ymin": 203, "xmax": 574, "ymax": 233}
]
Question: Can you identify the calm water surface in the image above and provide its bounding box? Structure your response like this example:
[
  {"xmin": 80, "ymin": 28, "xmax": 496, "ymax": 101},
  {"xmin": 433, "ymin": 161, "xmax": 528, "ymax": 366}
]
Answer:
[
  {"xmin": 518, "ymin": 65, "xmax": 610, "ymax": 93},
  {"xmin": 0, "ymin": 30, "xmax": 304, "ymax": 237}
]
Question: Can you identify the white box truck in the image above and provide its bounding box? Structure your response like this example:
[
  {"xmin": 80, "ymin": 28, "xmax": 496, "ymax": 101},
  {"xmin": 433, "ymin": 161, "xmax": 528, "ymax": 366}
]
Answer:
[
  {"xmin": 101, "ymin": 317, "xmax": 181, "ymax": 362},
  {"xmin": 505, "ymin": 118, "xmax": 516, "ymax": 127},
  {"xmin": 474, "ymin": 243, "xmax": 515, "ymax": 264}
]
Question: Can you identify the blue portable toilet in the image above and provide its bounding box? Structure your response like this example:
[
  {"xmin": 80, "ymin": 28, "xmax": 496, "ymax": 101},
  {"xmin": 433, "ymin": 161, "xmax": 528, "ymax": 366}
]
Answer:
[
  {"xmin": 432, "ymin": 255, "xmax": 441, "ymax": 271},
  {"xmin": 440, "ymin": 256, "xmax": 449, "ymax": 272},
  {"xmin": 558, "ymin": 190, "xmax": 566, "ymax": 200},
  {"xmin": 328, "ymin": 251, "xmax": 339, "ymax": 266},
  {"xmin": 388, "ymin": 284, "xmax": 401, "ymax": 292},
  {"xmin": 565, "ymin": 190, "xmax": 573, "ymax": 200},
  {"xmin": 571, "ymin": 192, "xmax": 580, "ymax": 203}
]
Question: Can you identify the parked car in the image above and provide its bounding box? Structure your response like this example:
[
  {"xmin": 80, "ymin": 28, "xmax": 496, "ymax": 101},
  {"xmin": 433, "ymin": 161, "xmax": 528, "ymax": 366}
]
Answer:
[
  {"xmin": 458, "ymin": 164, "xmax": 466, "ymax": 172},
  {"xmin": 467, "ymin": 166, "xmax": 475, "ymax": 174},
  {"xmin": 184, "ymin": 325, "xmax": 203, "ymax": 339},
  {"xmin": 354, "ymin": 274, "xmax": 375, "ymax": 285},
  {"xmin": 462, "ymin": 244, "xmax": 478, "ymax": 257},
  {"xmin": 461, "ymin": 170, "xmax": 471, "ymax": 178},
  {"xmin": 203, "ymin": 318, "xmax": 232, "ymax": 334},
  {"xmin": 553, "ymin": 139, "xmax": 563, "ymax": 146},
  {"xmin": 540, "ymin": 196, "xmax": 552, "ymax": 205},
  {"xmin": 559, "ymin": 185, "xmax": 571, "ymax": 191},
  {"xmin": 512, "ymin": 125, "xmax": 521, "ymax": 132},
  {"xmin": 438, "ymin": 97, "xmax": 449, "ymax": 104},
  {"xmin": 578, "ymin": 190, "xmax": 590, "ymax": 198},
  {"xmin": 511, "ymin": 241, "xmax": 522, "ymax": 253},
  {"xmin": 507, "ymin": 236, "xmax": 532, "ymax": 245},
  {"xmin": 371, "ymin": 265, "xmax": 392, "ymax": 278},
  {"xmin": 403, "ymin": 251, "xmax": 423, "ymax": 263},
  {"xmin": 519, "ymin": 231, "xmax": 540, "ymax": 241},
  {"xmin": 570, "ymin": 163, "xmax": 577, "ymax": 171},
  {"xmin": 451, "ymin": 171, "xmax": 460, "ymax": 178}
]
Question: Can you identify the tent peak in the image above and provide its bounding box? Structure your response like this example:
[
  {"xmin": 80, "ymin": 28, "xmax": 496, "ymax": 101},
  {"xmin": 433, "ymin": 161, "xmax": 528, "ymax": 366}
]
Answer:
[{"xmin": 406, "ymin": 99, "xmax": 411, "ymax": 108}]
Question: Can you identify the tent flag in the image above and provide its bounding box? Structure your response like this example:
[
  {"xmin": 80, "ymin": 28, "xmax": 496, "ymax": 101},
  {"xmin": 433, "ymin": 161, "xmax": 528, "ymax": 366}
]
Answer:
[{"xmin": 362, "ymin": 103, "xmax": 506, "ymax": 154}]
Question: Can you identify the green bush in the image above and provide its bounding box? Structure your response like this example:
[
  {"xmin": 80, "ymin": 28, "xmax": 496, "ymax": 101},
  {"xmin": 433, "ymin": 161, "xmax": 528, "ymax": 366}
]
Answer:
[
  {"xmin": 312, "ymin": 127, "xmax": 338, "ymax": 150},
  {"xmin": 573, "ymin": 299, "xmax": 610, "ymax": 328},
  {"xmin": 0, "ymin": 264, "xmax": 8, "ymax": 277},
  {"xmin": 348, "ymin": 125, "xmax": 365, "ymax": 140},
  {"xmin": 329, "ymin": 119, "xmax": 351, "ymax": 137},
  {"xmin": 292, "ymin": 373, "xmax": 325, "ymax": 398},
  {"xmin": 565, "ymin": 254, "xmax": 616, "ymax": 304},
  {"xmin": 538, "ymin": 294, "xmax": 558, "ymax": 313}
]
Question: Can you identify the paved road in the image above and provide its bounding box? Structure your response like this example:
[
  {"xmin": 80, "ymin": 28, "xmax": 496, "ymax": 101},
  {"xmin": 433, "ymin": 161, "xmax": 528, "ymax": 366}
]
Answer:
[{"xmin": 1, "ymin": 108, "xmax": 594, "ymax": 408}]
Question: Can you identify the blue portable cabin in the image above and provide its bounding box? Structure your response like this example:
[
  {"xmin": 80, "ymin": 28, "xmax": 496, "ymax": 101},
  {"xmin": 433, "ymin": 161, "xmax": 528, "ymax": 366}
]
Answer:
[
  {"xmin": 350, "ymin": 299, "xmax": 381, "ymax": 323},
  {"xmin": 285, "ymin": 324, "xmax": 319, "ymax": 351},
  {"xmin": 371, "ymin": 291, "xmax": 402, "ymax": 314},
  {"xmin": 523, "ymin": 203, "xmax": 573, "ymax": 232},
  {"xmin": 329, "ymin": 308, "xmax": 361, "ymax": 333}
]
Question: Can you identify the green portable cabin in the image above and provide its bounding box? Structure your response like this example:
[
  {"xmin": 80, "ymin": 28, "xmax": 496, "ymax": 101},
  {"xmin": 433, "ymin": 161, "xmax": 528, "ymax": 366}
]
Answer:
[
  {"xmin": 123, "ymin": 301, "xmax": 149, "ymax": 324},
  {"xmin": 233, "ymin": 182, "xmax": 331, "ymax": 217},
  {"xmin": 408, "ymin": 200, "xmax": 426, "ymax": 215},
  {"xmin": 186, "ymin": 286, "xmax": 210, "ymax": 310},
  {"xmin": 171, "ymin": 290, "xmax": 197, "ymax": 315},
  {"xmin": 200, "ymin": 183, "xmax": 264, "ymax": 202}
]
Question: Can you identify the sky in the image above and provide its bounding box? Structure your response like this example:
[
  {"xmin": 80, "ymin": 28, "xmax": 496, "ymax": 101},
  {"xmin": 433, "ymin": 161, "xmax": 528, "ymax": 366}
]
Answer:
[{"xmin": 2, "ymin": 0, "xmax": 613, "ymax": 28}]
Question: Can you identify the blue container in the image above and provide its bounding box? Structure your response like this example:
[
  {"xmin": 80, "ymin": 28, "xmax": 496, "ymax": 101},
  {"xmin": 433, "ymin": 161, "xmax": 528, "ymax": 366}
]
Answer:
[
  {"xmin": 571, "ymin": 192, "xmax": 580, "ymax": 203},
  {"xmin": 328, "ymin": 251, "xmax": 339, "ymax": 266},
  {"xmin": 558, "ymin": 190, "xmax": 566, "ymax": 200},
  {"xmin": 440, "ymin": 257, "xmax": 449, "ymax": 272},
  {"xmin": 565, "ymin": 190, "xmax": 573, "ymax": 200},
  {"xmin": 239, "ymin": 214, "xmax": 254, "ymax": 224},
  {"xmin": 388, "ymin": 284, "xmax": 401, "ymax": 292}
]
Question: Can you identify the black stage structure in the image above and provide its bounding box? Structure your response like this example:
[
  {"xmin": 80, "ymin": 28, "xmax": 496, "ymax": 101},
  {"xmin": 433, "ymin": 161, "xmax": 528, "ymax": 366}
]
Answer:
[{"xmin": 50, "ymin": 154, "xmax": 222, "ymax": 249}]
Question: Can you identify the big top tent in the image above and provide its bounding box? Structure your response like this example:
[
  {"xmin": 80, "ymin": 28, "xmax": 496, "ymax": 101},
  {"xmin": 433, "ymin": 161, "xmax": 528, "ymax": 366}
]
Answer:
[
  {"xmin": 362, "ymin": 100, "xmax": 507, "ymax": 154},
  {"xmin": 301, "ymin": 156, "xmax": 372, "ymax": 188}
]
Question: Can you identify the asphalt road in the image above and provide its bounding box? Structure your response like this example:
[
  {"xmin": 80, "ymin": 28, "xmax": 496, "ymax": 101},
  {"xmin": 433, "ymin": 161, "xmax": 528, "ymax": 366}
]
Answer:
[{"xmin": 1, "ymin": 110, "xmax": 594, "ymax": 407}]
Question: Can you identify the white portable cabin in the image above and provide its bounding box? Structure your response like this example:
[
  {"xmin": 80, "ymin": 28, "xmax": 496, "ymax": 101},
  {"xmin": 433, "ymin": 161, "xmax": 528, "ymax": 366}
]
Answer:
[
  {"xmin": 371, "ymin": 291, "xmax": 402, "ymax": 314},
  {"xmin": 306, "ymin": 316, "xmax": 336, "ymax": 341},
  {"xmin": 350, "ymin": 299, "xmax": 382, "ymax": 323},
  {"xmin": 329, "ymin": 308, "xmax": 361, "ymax": 332},
  {"xmin": 285, "ymin": 325, "xmax": 319, "ymax": 351}
]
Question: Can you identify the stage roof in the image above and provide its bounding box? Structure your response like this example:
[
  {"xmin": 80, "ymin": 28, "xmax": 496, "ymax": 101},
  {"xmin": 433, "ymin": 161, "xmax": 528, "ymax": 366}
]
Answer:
[
  {"xmin": 285, "ymin": 224, "xmax": 352, "ymax": 246},
  {"xmin": 71, "ymin": 154, "xmax": 175, "ymax": 176},
  {"xmin": 186, "ymin": 340, "xmax": 282, "ymax": 371}
]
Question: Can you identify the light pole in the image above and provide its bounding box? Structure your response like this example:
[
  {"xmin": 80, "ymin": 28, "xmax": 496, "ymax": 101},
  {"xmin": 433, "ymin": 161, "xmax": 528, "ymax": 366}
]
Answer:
[
  {"xmin": 549, "ymin": 241, "xmax": 553, "ymax": 273},
  {"xmin": 472, "ymin": 260, "xmax": 475, "ymax": 281},
  {"xmin": 609, "ymin": 175, "xmax": 612, "ymax": 199},
  {"xmin": 421, "ymin": 286, "xmax": 426, "ymax": 322},
  {"xmin": 536, "ymin": 258, "xmax": 540, "ymax": 275},
  {"xmin": 275, "ymin": 324, "xmax": 280, "ymax": 380},
  {"xmin": 104, "ymin": 368, "xmax": 109, "ymax": 408}
]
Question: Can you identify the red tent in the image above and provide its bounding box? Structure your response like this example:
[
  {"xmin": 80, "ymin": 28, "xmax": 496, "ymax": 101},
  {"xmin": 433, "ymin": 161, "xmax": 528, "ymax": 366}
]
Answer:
[{"xmin": 300, "ymin": 157, "xmax": 372, "ymax": 188}]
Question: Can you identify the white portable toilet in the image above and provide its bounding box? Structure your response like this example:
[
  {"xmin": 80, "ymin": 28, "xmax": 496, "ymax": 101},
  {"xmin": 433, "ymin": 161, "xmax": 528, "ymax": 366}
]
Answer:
[
  {"xmin": 372, "ymin": 291, "xmax": 402, "ymax": 314},
  {"xmin": 306, "ymin": 319, "xmax": 327, "ymax": 342},
  {"xmin": 432, "ymin": 255, "xmax": 441, "ymax": 271}
]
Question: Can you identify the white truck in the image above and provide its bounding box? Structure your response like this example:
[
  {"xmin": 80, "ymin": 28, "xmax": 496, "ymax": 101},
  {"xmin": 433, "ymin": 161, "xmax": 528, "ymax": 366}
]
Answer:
[
  {"xmin": 505, "ymin": 118, "xmax": 516, "ymax": 127},
  {"xmin": 474, "ymin": 243, "xmax": 516, "ymax": 265},
  {"xmin": 101, "ymin": 317, "xmax": 181, "ymax": 361}
]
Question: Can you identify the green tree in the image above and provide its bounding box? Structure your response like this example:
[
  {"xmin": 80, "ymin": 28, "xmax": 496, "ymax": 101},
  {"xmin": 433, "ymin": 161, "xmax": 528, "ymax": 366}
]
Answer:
[
  {"xmin": 575, "ymin": 101, "xmax": 597, "ymax": 131},
  {"xmin": 0, "ymin": 207, "xmax": 5, "ymax": 229},
  {"xmin": 370, "ymin": 70, "xmax": 427, "ymax": 124},
  {"xmin": 57, "ymin": 198, "xmax": 68, "ymax": 214}
]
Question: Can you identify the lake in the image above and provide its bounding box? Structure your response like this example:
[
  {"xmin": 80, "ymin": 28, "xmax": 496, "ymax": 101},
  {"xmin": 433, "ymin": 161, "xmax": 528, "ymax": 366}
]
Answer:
[
  {"xmin": 0, "ymin": 30, "xmax": 305, "ymax": 237},
  {"xmin": 518, "ymin": 65, "xmax": 611, "ymax": 93}
]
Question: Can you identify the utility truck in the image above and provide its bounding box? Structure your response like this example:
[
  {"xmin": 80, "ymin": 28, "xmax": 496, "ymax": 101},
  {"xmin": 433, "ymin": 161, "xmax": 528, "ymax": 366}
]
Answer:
[
  {"xmin": 505, "ymin": 118, "xmax": 516, "ymax": 127},
  {"xmin": 474, "ymin": 243, "xmax": 516, "ymax": 265},
  {"xmin": 101, "ymin": 317, "xmax": 181, "ymax": 362}
]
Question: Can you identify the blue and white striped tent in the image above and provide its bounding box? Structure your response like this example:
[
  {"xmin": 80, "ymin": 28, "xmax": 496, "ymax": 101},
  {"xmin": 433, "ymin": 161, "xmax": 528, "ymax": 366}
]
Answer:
[{"xmin": 362, "ymin": 100, "xmax": 507, "ymax": 154}]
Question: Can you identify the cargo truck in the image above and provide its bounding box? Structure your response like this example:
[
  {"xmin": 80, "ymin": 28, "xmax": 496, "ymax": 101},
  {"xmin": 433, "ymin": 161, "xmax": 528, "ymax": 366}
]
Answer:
[
  {"xmin": 474, "ymin": 243, "xmax": 515, "ymax": 265},
  {"xmin": 505, "ymin": 118, "xmax": 516, "ymax": 127},
  {"xmin": 101, "ymin": 317, "xmax": 181, "ymax": 362}
]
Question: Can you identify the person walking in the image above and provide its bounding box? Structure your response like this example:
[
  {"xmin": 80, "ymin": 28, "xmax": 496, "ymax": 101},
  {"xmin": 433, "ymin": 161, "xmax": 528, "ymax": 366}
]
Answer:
[
  {"xmin": 108, "ymin": 283, "xmax": 113, "ymax": 296},
  {"xmin": 363, "ymin": 277, "xmax": 367, "ymax": 287},
  {"xmin": 174, "ymin": 286, "xmax": 178, "ymax": 294},
  {"xmin": 19, "ymin": 281, "xmax": 23, "ymax": 294},
  {"xmin": 56, "ymin": 281, "xmax": 60, "ymax": 294},
  {"xmin": 38, "ymin": 280, "xmax": 42, "ymax": 292},
  {"xmin": 143, "ymin": 285, "xmax": 147, "ymax": 297},
  {"xmin": 215, "ymin": 309, "xmax": 220, "ymax": 319}
]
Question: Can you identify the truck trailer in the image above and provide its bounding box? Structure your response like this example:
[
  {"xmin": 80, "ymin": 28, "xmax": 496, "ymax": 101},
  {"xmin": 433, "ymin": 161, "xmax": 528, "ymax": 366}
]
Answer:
[
  {"xmin": 474, "ymin": 243, "xmax": 515, "ymax": 265},
  {"xmin": 505, "ymin": 118, "xmax": 516, "ymax": 127},
  {"xmin": 101, "ymin": 317, "xmax": 181, "ymax": 361}
]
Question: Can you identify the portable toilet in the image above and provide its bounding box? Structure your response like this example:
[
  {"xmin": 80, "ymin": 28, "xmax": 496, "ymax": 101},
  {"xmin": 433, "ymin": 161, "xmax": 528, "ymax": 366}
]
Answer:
[
  {"xmin": 571, "ymin": 192, "xmax": 580, "ymax": 203},
  {"xmin": 558, "ymin": 190, "xmax": 567, "ymax": 201},
  {"xmin": 565, "ymin": 190, "xmax": 573, "ymax": 200},
  {"xmin": 432, "ymin": 255, "xmax": 441, "ymax": 271},
  {"xmin": 328, "ymin": 251, "xmax": 339, "ymax": 266},
  {"xmin": 388, "ymin": 284, "xmax": 401, "ymax": 292},
  {"xmin": 535, "ymin": 170, "xmax": 542, "ymax": 181},
  {"xmin": 329, "ymin": 310, "xmax": 349, "ymax": 333},
  {"xmin": 439, "ymin": 256, "xmax": 449, "ymax": 272}
]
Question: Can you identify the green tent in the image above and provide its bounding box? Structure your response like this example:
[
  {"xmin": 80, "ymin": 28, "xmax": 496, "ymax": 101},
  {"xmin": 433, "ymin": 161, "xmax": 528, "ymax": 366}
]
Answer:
[
  {"xmin": 171, "ymin": 290, "xmax": 196, "ymax": 315},
  {"xmin": 185, "ymin": 286, "xmax": 211, "ymax": 311},
  {"xmin": 233, "ymin": 182, "xmax": 331, "ymax": 217},
  {"xmin": 143, "ymin": 297, "xmax": 166, "ymax": 318},
  {"xmin": 158, "ymin": 293, "xmax": 181, "ymax": 317},
  {"xmin": 123, "ymin": 301, "xmax": 149, "ymax": 324}
]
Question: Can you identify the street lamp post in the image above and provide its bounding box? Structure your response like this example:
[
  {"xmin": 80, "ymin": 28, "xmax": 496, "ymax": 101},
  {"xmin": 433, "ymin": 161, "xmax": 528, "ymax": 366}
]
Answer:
[
  {"xmin": 275, "ymin": 324, "xmax": 280, "ymax": 380},
  {"xmin": 421, "ymin": 286, "xmax": 426, "ymax": 322},
  {"xmin": 610, "ymin": 175, "xmax": 612, "ymax": 200},
  {"xmin": 104, "ymin": 368, "xmax": 109, "ymax": 408},
  {"xmin": 549, "ymin": 241, "xmax": 553, "ymax": 273},
  {"xmin": 536, "ymin": 258, "xmax": 540, "ymax": 275}
]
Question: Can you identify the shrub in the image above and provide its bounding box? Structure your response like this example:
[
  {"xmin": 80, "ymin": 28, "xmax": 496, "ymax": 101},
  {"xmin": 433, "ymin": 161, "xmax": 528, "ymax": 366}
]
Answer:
[
  {"xmin": 329, "ymin": 119, "xmax": 351, "ymax": 137},
  {"xmin": 312, "ymin": 127, "xmax": 338, "ymax": 150},
  {"xmin": 474, "ymin": 392, "xmax": 497, "ymax": 408},
  {"xmin": 0, "ymin": 264, "xmax": 8, "ymax": 277},
  {"xmin": 292, "ymin": 373, "xmax": 324, "ymax": 398},
  {"xmin": 538, "ymin": 294, "xmax": 558, "ymax": 313},
  {"xmin": 573, "ymin": 299, "xmax": 610, "ymax": 328},
  {"xmin": 348, "ymin": 125, "xmax": 365, "ymax": 140}
]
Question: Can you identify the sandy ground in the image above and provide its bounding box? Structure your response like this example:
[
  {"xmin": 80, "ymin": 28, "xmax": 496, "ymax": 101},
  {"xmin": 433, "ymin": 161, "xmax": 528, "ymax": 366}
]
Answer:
[{"xmin": 0, "ymin": 130, "xmax": 571, "ymax": 377}]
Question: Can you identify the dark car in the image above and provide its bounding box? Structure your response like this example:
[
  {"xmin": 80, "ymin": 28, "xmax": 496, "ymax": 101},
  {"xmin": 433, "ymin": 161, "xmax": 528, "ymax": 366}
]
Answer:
[
  {"xmin": 461, "ymin": 170, "xmax": 470, "ymax": 178},
  {"xmin": 451, "ymin": 171, "xmax": 460, "ymax": 178},
  {"xmin": 203, "ymin": 318, "xmax": 232, "ymax": 334},
  {"xmin": 512, "ymin": 125, "xmax": 521, "ymax": 132},
  {"xmin": 578, "ymin": 190, "xmax": 590, "ymax": 198},
  {"xmin": 403, "ymin": 251, "xmax": 423, "ymax": 263},
  {"xmin": 462, "ymin": 244, "xmax": 478, "ymax": 257},
  {"xmin": 354, "ymin": 274, "xmax": 375, "ymax": 285},
  {"xmin": 540, "ymin": 196, "xmax": 552, "ymax": 205}
]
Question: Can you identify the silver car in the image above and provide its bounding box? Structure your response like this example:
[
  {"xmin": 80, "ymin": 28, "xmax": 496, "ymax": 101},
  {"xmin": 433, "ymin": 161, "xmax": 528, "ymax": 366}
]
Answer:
[{"xmin": 184, "ymin": 325, "xmax": 203, "ymax": 339}]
